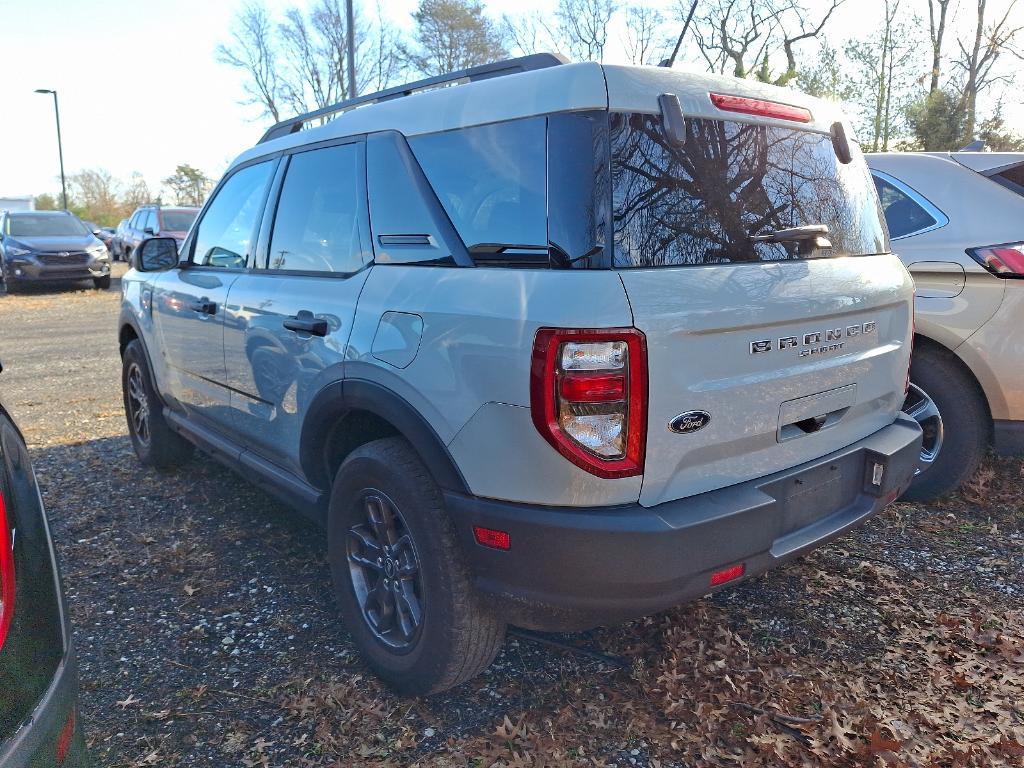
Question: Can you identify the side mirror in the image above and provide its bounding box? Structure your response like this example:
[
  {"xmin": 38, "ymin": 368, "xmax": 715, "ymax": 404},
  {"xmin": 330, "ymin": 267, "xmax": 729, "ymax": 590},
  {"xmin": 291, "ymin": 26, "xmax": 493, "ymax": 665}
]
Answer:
[
  {"xmin": 136, "ymin": 237, "xmax": 178, "ymax": 272},
  {"xmin": 92, "ymin": 229, "xmax": 102, "ymax": 236},
  {"xmin": 143, "ymin": 226, "xmax": 155, "ymax": 235}
]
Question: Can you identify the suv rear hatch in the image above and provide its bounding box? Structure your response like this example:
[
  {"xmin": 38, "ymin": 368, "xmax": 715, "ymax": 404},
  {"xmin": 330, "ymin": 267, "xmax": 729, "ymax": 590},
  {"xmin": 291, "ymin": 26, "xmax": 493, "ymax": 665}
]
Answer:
[{"xmin": 602, "ymin": 75, "xmax": 913, "ymax": 507}]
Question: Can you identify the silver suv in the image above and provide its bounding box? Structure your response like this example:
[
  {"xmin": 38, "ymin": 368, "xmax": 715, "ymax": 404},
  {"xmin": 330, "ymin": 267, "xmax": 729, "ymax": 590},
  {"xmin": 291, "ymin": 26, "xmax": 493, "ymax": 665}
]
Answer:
[{"xmin": 119, "ymin": 55, "xmax": 922, "ymax": 694}]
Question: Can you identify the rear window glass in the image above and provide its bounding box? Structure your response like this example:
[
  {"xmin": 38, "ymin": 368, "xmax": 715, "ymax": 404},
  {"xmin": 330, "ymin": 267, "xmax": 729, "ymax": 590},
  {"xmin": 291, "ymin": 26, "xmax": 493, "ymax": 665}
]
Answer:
[
  {"xmin": 873, "ymin": 176, "xmax": 939, "ymax": 238},
  {"xmin": 160, "ymin": 210, "xmax": 198, "ymax": 232},
  {"xmin": 992, "ymin": 162, "xmax": 1024, "ymax": 197},
  {"xmin": 611, "ymin": 114, "xmax": 888, "ymax": 267},
  {"xmin": 7, "ymin": 214, "xmax": 88, "ymax": 237},
  {"xmin": 408, "ymin": 118, "xmax": 547, "ymax": 255}
]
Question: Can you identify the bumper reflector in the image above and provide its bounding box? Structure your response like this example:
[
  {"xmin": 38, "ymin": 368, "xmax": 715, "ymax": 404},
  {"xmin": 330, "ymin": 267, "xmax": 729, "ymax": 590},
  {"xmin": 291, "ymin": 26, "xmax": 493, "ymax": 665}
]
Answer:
[
  {"xmin": 473, "ymin": 526, "xmax": 511, "ymax": 551},
  {"xmin": 56, "ymin": 707, "xmax": 76, "ymax": 764},
  {"xmin": 710, "ymin": 563, "xmax": 745, "ymax": 586}
]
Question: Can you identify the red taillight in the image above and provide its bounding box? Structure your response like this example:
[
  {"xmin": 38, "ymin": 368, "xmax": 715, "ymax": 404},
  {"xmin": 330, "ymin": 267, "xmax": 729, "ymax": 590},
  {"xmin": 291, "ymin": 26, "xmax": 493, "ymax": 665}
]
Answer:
[
  {"xmin": 559, "ymin": 373, "xmax": 626, "ymax": 403},
  {"xmin": 473, "ymin": 526, "xmax": 510, "ymax": 551},
  {"xmin": 709, "ymin": 92, "xmax": 812, "ymax": 123},
  {"xmin": 0, "ymin": 490, "xmax": 15, "ymax": 652},
  {"xmin": 967, "ymin": 243, "xmax": 1024, "ymax": 277},
  {"xmin": 710, "ymin": 563, "xmax": 745, "ymax": 586},
  {"xmin": 530, "ymin": 328, "xmax": 647, "ymax": 479}
]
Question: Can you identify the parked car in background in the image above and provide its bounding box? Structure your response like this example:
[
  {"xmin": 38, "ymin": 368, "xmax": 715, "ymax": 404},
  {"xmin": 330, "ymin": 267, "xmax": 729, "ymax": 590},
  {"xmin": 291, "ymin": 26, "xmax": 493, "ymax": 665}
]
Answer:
[
  {"xmin": 112, "ymin": 219, "xmax": 129, "ymax": 261},
  {"xmin": 0, "ymin": 210, "xmax": 111, "ymax": 292},
  {"xmin": 95, "ymin": 227, "xmax": 116, "ymax": 252},
  {"xmin": 0, "ymin": 394, "xmax": 88, "ymax": 766},
  {"xmin": 121, "ymin": 55, "xmax": 922, "ymax": 694},
  {"xmin": 118, "ymin": 205, "xmax": 198, "ymax": 264},
  {"xmin": 867, "ymin": 150, "xmax": 1024, "ymax": 501}
]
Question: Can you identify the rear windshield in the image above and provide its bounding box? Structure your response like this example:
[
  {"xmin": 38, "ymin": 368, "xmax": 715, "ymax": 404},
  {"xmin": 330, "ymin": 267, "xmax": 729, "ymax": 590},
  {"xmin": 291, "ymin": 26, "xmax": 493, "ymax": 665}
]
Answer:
[
  {"xmin": 610, "ymin": 114, "xmax": 888, "ymax": 267},
  {"xmin": 7, "ymin": 214, "xmax": 88, "ymax": 237},
  {"xmin": 160, "ymin": 210, "xmax": 198, "ymax": 232}
]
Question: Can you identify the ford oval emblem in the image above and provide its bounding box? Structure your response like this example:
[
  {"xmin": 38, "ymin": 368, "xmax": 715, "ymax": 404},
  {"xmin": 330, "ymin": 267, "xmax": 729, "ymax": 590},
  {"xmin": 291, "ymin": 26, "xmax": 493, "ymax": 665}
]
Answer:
[{"xmin": 669, "ymin": 411, "xmax": 711, "ymax": 434}]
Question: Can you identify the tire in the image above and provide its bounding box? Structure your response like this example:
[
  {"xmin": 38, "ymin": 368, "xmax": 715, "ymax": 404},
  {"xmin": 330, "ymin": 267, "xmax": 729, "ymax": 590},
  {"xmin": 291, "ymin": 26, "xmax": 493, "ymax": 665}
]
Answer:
[
  {"xmin": 93, "ymin": 274, "xmax": 111, "ymax": 290},
  {"xmin": 328, "ymin": 437, "xmax": 505, "ymax": 695},
  {"xmin": 122, "ymin": 339, "xmax": 193, "ymax": 468},
  {"xmin": 901, "ymin": 344, "xmax": 989, "ymax": 502}
]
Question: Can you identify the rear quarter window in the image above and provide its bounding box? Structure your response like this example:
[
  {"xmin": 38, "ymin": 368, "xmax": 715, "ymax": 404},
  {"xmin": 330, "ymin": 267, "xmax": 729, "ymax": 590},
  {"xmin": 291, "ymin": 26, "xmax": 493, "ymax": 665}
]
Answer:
[
  {"xmin": 408, "ymin": 118, "xmax": 547, "ymax": 257},
  {"xmin": 990, "ymin": 162, "xmax": 1024, "ymax": 197},
  {"xmin": 611, "ymin": 114, "xmax": 888, "ymax": 267}
]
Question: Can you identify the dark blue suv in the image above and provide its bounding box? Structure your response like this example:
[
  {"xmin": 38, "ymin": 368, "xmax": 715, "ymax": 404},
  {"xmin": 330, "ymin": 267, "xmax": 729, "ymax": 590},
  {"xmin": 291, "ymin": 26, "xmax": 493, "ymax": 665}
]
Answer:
[{"xmin": 0, "ymin": 211, "xmax": 111, "ymax": 293}]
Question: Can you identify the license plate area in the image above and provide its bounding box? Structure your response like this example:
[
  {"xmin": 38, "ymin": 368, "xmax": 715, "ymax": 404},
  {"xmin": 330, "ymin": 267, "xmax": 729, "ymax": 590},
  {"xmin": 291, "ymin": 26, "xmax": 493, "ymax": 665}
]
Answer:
[{"xmin": 763, "ymin": 452, "xmax": 863, "ymax": 537}]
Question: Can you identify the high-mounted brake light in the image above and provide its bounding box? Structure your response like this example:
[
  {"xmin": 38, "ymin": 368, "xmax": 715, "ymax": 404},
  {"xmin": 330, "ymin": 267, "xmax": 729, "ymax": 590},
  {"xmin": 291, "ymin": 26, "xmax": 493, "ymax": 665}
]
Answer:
[
  {"xmin": 0, "ymin": 490, "xmax": 15, "ymax": 652},
  {"xmin": 709, "ymin": 92, "xmax": 812, "ymax": 123},
  {"xmin": 531, "ymin": 328, "xmax": 647, "ymax": 479},
  {"xmin": 967, "ymin": 242, "xmax": 1024, "ymax": 277}
]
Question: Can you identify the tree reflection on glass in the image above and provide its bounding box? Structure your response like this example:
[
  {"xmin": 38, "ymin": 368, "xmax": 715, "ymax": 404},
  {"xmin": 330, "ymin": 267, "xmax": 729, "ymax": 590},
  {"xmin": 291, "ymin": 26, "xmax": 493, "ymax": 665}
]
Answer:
[{"xmin": 611, "ymin": 113, "xmax": 888, "ymax": 268}]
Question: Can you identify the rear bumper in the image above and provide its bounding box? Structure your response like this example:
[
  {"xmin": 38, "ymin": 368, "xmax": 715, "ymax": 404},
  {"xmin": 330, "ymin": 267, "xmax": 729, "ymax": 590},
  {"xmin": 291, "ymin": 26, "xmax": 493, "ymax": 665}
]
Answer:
[
  {"xmin": 994, "ymin": 420, "xmax": 1024, "ymax": 455},
  {"xmin": 0, "ymin": 647, "xmax": 87, "ymax": 768},
  {"xmin": 446, "ymin": 415, "xmax": 922, "ymax": 631}
]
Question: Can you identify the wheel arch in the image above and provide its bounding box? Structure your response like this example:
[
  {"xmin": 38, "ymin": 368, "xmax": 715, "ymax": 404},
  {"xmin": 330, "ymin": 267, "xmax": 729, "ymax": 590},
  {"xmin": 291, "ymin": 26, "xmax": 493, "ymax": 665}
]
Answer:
[
  {"xmin": 118, "ymin": 312, "xmax": 142, "ymax": 356},
  {"xmin": 301, "ymin": 379, "xmax": 469, "ymax": 496},
  {"xmin": 913, "ymin": 332, "xmax": 994, "ymax": 438}
]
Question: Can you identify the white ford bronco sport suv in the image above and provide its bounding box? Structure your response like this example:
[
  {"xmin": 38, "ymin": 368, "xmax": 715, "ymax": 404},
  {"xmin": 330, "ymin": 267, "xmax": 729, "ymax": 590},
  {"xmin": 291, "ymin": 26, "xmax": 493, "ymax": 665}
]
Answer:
[{"xmin": 119, "ymin": 54, "xmax": 923, "ymax": 694}]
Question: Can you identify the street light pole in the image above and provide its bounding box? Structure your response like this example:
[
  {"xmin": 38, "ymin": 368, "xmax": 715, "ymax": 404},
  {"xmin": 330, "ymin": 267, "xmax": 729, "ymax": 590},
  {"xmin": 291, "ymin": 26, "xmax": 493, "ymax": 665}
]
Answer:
[{"xmin": 35, "ymin": 88, "xmax": 67, "ymax": 210}]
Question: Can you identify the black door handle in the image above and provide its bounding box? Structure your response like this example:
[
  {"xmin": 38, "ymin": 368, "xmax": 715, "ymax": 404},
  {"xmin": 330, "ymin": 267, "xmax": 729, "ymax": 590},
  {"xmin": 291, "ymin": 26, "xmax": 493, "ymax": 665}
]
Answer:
[
  {"xmin": 189, "ymin": 299, "xmax": 216, "ymax": 315},
  {"xmin": 283, "ymin": 310, "xmax": 328, "ymax": 337}
]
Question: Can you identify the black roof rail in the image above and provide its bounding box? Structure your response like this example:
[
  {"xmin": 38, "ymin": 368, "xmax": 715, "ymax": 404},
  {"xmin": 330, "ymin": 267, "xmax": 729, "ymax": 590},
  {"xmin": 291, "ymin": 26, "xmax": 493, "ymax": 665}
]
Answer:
[{"xmin": 257, "ymin": 52, "xmax": 569, "ymax": 145}]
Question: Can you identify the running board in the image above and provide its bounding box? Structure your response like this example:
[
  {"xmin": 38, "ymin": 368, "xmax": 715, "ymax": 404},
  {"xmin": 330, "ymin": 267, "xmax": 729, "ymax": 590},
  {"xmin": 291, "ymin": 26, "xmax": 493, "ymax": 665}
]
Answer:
[{"xmin": 163, "ymin": 408, "xmax": 327, "ymax": 524}]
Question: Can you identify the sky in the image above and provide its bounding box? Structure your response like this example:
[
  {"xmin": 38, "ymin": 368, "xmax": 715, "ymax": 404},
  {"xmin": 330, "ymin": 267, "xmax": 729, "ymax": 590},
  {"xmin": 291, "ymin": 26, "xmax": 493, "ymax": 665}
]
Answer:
[{"xmin": 1, "ymin": 0, "xmax": 1021, "ymax": 201}]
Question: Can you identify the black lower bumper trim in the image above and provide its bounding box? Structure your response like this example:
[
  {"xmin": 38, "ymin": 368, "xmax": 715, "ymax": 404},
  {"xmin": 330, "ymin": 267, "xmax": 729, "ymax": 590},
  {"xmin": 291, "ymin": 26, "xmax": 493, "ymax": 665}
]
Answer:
[
  {"xmin": 994, "ymin": 420, "xmax": 1024, "ymax": 456},
  {"xmin": 445, "ymin": 416, "xmax": 922, "ymax": 631}
]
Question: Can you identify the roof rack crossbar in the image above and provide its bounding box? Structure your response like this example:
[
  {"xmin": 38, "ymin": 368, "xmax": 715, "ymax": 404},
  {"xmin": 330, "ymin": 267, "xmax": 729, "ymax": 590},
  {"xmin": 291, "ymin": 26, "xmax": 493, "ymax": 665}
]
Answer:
[{"xmin": 258, "ymin": 52, "xmax": 569, "ymax": 145}]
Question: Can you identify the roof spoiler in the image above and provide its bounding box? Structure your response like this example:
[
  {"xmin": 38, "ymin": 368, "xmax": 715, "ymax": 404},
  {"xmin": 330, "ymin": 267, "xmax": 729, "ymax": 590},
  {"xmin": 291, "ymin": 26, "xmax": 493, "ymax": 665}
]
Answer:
[{"xmin": 258, "ymin": 53, "xmax": 569, "ymax": 145}]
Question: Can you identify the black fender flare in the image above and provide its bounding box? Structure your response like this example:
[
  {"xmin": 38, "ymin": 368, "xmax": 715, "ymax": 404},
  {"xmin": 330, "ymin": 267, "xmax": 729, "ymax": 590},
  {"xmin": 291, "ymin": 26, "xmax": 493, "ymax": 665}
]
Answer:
[{"xmin": 300, "ymin": 378, "xmax": 469, "ymax": 495}]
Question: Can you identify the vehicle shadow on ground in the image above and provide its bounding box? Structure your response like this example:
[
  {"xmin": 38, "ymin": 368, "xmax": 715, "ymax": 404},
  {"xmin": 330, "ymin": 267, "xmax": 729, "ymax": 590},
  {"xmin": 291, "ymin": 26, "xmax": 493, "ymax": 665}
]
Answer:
[{"xmin": 1, "ymin": 274, "xmax": 123, "ymax": 298}]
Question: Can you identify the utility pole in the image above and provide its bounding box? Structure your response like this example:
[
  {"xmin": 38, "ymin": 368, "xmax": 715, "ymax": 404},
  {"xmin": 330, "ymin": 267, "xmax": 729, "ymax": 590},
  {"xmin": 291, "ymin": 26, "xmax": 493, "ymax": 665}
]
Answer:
[
  {"xmin": 345, "ymin": 0, "xmax": 357, "ymax": 98},
  {"xmin": 34, "ymin": 88, "xmax": 68, "ymax": 210}
]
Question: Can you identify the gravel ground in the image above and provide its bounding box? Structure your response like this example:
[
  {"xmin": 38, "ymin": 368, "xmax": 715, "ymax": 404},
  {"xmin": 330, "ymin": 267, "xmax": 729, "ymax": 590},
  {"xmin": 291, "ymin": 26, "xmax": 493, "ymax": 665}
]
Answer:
[{"xmin": 0, "ymin": 267, "xmax": 1021, "ymax": 767}]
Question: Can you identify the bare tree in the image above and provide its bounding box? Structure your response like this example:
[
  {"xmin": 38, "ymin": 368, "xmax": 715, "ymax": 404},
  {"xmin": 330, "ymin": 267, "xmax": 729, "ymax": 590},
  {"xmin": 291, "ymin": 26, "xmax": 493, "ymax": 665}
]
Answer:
[
  {"xmin": 217, "ymin": 0, "xmax": 402, "ymax": 121},
  {"xmin": 68, "ymin": 169, "xmax": 122, "ymax": 222},
  {"xmin": 502, "ymin": 11, "xmax": 557, "ymax": 56},
  {"xmin": 217, "ymin": 3, "xmax": 281, "ymax": 121},
  {"xmin": 845, "ymin": 0, "xmax": 921, "ymax": 151},
  {"xmin": 623, "ymin": 5, "xmax": 670, "ymax": 65},
  {"xmin": 688, "ymin": 0, "xmax": 844, "ymax": 85},
  {"xmin": 928, "ymin": 0, "xmax": 955, "ymax": 93},
  {"xmin": 956, "ymin": 0, "xmax": 1023, "ymax": 140},
  {"xmin": 403, "ymin": 0, "xmax": 507, "ymax": 76},
  {"xmin": 555, "ymin": 0, "xmax": 616, "ymax": 61},
  {"xmin": 122, "ymin": 173, "xmax": 152, "ymax": 213}
]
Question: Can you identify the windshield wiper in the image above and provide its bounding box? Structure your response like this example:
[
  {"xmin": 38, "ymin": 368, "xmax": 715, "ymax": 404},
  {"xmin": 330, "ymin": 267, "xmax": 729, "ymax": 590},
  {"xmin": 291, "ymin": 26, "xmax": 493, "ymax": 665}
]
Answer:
[{"xmin": 750, "ymin": 225, "xmax": 832, "ymax": 255}]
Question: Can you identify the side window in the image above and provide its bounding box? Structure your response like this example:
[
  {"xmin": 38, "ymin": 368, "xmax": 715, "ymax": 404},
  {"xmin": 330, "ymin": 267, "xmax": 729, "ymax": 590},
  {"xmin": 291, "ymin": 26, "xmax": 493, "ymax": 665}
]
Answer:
[
  {"xmin": 408, "ymin": 118, "xmax": 547, "ymax": 255},
  {"xmin": 266, "ymin": 143, "xmax": 365, "ymax": 273},
  {"xmin": 143, "ymin": 211, "xmax": 156, "ymax": 232},
  {"xmin": 192, "ymin": 161, "xmax": 274, "ymax": 269},
  {"xmin": 872, "ymin": 175, "xmax": 939, "ymax": 239},
  {"xmin": 130, "ymin": 211, "xmax": 143, "ymax": 229}
]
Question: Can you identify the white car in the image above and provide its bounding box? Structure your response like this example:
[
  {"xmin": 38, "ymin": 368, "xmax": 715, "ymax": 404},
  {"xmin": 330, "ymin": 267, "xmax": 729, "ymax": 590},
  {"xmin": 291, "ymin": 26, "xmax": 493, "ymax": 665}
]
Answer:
[{"xmin": 868, "ymin": 150, "xmax": 1024, "ymax": 500}]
